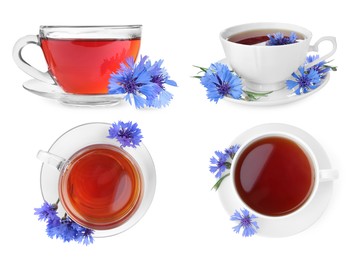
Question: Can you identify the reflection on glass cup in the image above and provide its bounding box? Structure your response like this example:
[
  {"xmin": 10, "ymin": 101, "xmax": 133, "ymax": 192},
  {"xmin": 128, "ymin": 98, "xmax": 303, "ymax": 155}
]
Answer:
[{"xmin": 13, "ymin": 25, "xmax": 142, "ymax": 94}]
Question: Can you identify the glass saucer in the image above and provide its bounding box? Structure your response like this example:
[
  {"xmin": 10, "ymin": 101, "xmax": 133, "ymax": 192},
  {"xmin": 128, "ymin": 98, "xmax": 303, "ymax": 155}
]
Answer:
[
  {"xmin": 219, "ymin": 59, "xmax": 331, "ymax": 106},
  {"xmin": 217, "ymin": 123, "xmax": 334, "ymax": 237},
  {"xmin": 23, "ymin": 79, "xmax": 124, "ymax": 106},
  {"xmin": 39, "ymin": 122, "xmax": 156, "ymax": 238}
]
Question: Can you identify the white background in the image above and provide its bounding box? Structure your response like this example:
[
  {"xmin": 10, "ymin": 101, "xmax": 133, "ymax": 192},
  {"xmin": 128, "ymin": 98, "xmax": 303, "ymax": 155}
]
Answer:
[{"xmin": 1, "ymin": 0, "xmax": 351, "ymax": 259}]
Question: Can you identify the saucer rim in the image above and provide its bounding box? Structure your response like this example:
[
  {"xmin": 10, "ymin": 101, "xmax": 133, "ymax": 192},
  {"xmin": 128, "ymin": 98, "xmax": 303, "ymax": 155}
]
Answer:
[
  {"xmin": 219, "ymin": 58, "xmax": 330, "ymax": 106},
  {"xmin": 217, "ymin": 123, "xmax": 334, "ymax": 237},
  {"xmin": 23, "ymin": 79, "xmax": 124, "ymax": 106},
  {"xmin": 39, "ymin": 122, "xmax": 156, "ymax": 238}
]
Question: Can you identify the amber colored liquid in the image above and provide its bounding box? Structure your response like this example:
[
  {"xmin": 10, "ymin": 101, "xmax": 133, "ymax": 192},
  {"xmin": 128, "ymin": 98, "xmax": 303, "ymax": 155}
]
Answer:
[
  {"xmin": 234, "ymin": 137, "xmax": 314, "ymax": 216},
  {"xmin": 227, "ymin": 29, "xmax": 304, "ymax": 45},
  {"xmin": 59, "ymin": 144, "xmax": 142, "ymax": 230},
  {"xmin": 41, "ymin": 38, "xmax": 141, "ymax": 94}
]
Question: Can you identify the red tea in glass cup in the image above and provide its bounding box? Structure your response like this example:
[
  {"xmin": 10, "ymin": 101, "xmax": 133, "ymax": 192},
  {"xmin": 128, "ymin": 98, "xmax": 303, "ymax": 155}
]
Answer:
[
  {"xmin": 59, "ymin": 144, "xmax": 143, "ymax": 230},
  {"xmin": 13, "ymin": 25, "xmax": 142, "ymax": 94},
  {"xmin": 39, "ymin": 144, "xmax": 143, "ymax": 230}
]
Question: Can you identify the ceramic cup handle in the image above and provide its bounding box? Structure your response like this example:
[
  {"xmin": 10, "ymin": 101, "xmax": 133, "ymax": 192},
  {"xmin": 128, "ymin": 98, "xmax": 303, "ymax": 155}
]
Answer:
[
  {"xmin": 305, "ymin": 36, "xmax": 337, "ymax": 69},
  {"xmin": 37, "ymin": 150, "xmax": 66, "ymax": 171},
  {"xmin": 319, "ymin": 169, "xmax": 339, "ymax": 182},
  {"xmin": 12, "ymin": 35, "xmax": 54, "ymax": 84}
]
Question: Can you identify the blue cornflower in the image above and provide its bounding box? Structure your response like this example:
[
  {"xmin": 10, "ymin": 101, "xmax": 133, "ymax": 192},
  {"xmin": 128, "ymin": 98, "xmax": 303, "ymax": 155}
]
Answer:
[
  {"xmin": 200, "ymin": 63, "xmax": 243, "ymax": 103},
  {"xmin": 286, "ymin": 66, "xmax": 321, "ymax": 95},
  {"xmin": 145, "ymin": 59, "xmax": 177, "ymax": 108},
  {"xmin": 36, "ymin": 200, "xmax": 95, "ymax": 245},
  {"xmin": 34, "ymin": 201, "xmax": 58, "ymax": 222},
  {"xmin": 46, "ymin": 215, "xmax": 61, "ymax": 239},
  {"xmin": 224, "ymin": 144, "xmax": 240, "ymax": 158},
  {"xmin": 267, "ymin": 32, "xmax": 297, "ymax": 46},
  {"xmin": 231, "ymin": 208, "xmax": 259, "ymax": 237},
  {"xmin": 74, "ymin": 224, "xmax": 95, "ymax": 246},
  {"xmin": 108, "ymin": 56, "xmax": 159, "ymax": 109},
  {"xmin": 56, "ymin": 217, "xmax": 77, "ymax": 243},
  {"xmin": 305, "ymin": 55, "xmax": 330, "ymax": 78},
  {"xmin": 46, "ymin": 216, "xmax": 94, "ymax": 244},
  {"xmin": 210, "ymin": 151, "xmax": 230, "ymax": 179},
  {"xmin": 107, "ymin": 121, "xmax": 143, "ymax": 148}
]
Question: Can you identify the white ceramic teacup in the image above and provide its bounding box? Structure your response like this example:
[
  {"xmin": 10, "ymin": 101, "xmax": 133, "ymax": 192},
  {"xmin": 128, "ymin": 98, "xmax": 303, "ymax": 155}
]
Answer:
[
  {"xmin": 220, "ymin": 22, "xmax": 337, "ymax": 92},
  {"xmin": 230, "ymin": 131, "xmax": 338, "ymax": 220}
]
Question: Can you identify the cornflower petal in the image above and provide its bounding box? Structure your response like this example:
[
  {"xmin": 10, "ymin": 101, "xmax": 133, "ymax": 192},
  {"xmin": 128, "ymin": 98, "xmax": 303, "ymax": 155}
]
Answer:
[
  {"xmin": 225, "ymin": 145, "xmax": 240, "ymax": 158},
  {"xmin": 107, "ymin": 121, "xmax": 143, "ymax": 148},
  {"xmin": 286, "ymin": 65, "xmax": 322, "ymax": 95},
  {"xmin": 34, "ymin": 201, "xmax": 58, "ymax": 222},
  {"xmin": 45, "ymin": 215, "xmax": 61, "ymax": 239},
  {"xmin": 209, "ymin": 150, "xmax": 230, "ymax": 178},
  {"xmin": 267, "ymin": 32, "xmax": 297, "ymax": 45},
  {"xmin": 230, "ymin": 208, "xmax": 259, "ymax": 237},
  {"xmin": 200, "ymin": 63, "xmax": 243, "ymax": 103}
]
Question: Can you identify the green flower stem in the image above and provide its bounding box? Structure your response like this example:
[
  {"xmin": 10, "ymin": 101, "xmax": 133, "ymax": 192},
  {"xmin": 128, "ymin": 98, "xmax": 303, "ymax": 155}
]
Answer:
[
  {"xmin": 192, "ymin": 65, "xmax": 208, "ymax": 73},
  {"xmin": 212, "ymin": 173, "xmax": 230, "ymax": 191},
  {"xmin": 243, "ymin": 90, "xmax": 272, "ymax": 101},
  {"xmin": 323, "ymin": 65, "xmax": 337, "ymax": 71}
]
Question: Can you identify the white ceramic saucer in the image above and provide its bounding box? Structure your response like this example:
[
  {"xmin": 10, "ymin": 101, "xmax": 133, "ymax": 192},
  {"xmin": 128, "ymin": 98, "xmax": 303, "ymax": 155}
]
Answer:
[
  {"xmin": 219, "ymin": 59, "xmax": 330, "ymax": 106},
  {"xmin": 217, "ymin": 123, "xmax": 334, "ymax": 237},
  {"xmin": 23, "ymin": 79, "xmax": 124, "ymax": 106},
  {"xmin": 39, "ymin": 122, "xmax": 156, "ymax": 238}
]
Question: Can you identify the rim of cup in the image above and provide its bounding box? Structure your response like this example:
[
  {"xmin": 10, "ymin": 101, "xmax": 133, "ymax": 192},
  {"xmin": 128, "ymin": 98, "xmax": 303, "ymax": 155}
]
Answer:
[
  {"xmin": 219, "ymin": 22, "xmax": 313, "ymax": 48},
  {"xmin": 230, "ymin": 131, "xmax": 320, "ymax": 219},
  {"xmin": 39, "ymin": 25, "xmax": 143, "ymax": 39},
  {"xmin": 40, "ymin": 25, "xmax": 142, "ymax": 29}
]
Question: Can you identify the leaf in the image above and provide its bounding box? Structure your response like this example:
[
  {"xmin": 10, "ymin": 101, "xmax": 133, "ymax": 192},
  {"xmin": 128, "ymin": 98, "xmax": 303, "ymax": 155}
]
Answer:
[{"xmin": 211, "ymin": 173, "xmax": 230, "ymax": 191}]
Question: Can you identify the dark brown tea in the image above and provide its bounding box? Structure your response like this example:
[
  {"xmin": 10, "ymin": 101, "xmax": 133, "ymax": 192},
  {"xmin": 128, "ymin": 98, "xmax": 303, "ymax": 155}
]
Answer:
[
  {"xmin": 234, "ymin": 136, "xmax": 314, "ymax": 216},
  {"xmin": 59, "ymin": 144, "xmax": 143, "ymax": 230},
  {"xmin": 227, "ymin": 29, "xmax": 304, "ymax": 45}
]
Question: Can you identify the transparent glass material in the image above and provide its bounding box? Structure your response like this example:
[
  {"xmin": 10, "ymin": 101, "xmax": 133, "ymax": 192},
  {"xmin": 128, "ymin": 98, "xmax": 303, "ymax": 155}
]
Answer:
[
  {"xmin": 39, "ymin": 25, "xmax": 142, "ymax": 39},
  {"xmin": 13, "ymin": 25, "xmax": 142, "ymax": 105},
  {"xmin": 38, "ymin": 122, "xmax": 156, "ymax": 238}
]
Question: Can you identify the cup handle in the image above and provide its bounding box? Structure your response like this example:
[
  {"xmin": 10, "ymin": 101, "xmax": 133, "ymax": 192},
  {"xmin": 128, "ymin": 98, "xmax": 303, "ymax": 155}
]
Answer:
[
  {"xmin": 305, "ymin": 36, "xmax": 337, "ymax": 69},
  {"xmin": 319, "ymin": 169, "xmax": 339, "ymax": 182},
  {"xmin": 12, "ymin": 35, "xmax": 55, "ymax": 84},
  {"xmin": 37, "ymin": 150, "xmax": 66, "ymax": 171}
]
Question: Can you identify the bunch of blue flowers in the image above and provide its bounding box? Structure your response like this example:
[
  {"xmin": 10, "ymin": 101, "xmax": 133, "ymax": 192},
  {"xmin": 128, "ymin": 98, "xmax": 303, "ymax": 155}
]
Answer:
[
  {"xmin": 108, "ymin": 55, "xmax": 177, "ymax": 109},
  {"xmin": 286, "ymin": 55, "xmax": 336, "ymax": 95},
  {"xmin": 34, "ymin": 201, "xmax": 94, "ymax": 245},
  {"xmin": 209, "ymin": 145, "xmax": 259, "ymax": 237}
]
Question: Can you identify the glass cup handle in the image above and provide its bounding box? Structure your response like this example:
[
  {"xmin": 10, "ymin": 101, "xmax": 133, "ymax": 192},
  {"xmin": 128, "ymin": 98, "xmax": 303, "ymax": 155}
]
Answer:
[
  {"xmin": 305, "ymin": 36, "xmax": 337, "ymax": 69},
  {"xmin": 12, "ymin": 35, "xmax": 55, "ymax": 84},
  {"xmin": 37, "ymin": 150, "xmax": 66, "ymax": 171},
  {"xmin": 319, "ymin": 169, "xmax": 339, "ymax": 182}
]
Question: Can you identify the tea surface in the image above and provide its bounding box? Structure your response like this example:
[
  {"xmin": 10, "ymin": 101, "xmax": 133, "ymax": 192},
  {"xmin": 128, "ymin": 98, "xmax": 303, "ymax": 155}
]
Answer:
[
  {"xmin": 227, "ymin": 29, "xmax": 304, "ymax": 45},
  {"xmin": 234, "ymin": 137, "xmax": 314, "ymax": 216},
  {"xmin": 59, "ymin": 144, "xmax": 142, "ymax": 230},
  {"xmin": 41, "ymin": 38, "xmax": 140, "ymax": 94}
]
